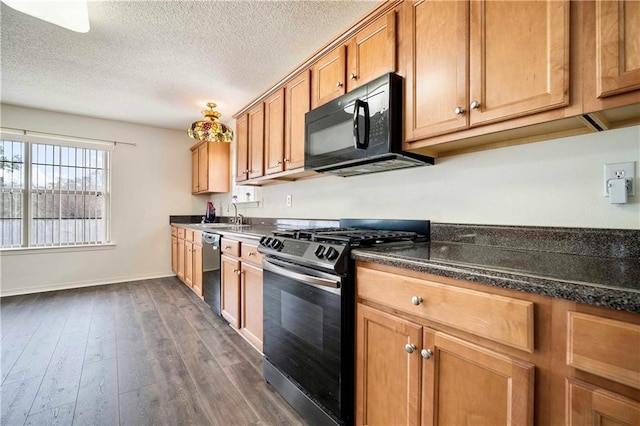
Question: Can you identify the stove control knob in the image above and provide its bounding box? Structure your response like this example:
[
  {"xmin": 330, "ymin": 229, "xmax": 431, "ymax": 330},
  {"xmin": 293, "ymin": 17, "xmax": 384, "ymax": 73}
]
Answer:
[
  {"xmin": 325, "ymin": 247, "xmax": 339, "ymax": 261},
  {"xmin": 314, "ymin": 245, "xmax": 326, "ymax": 258},
  {"xmin": 259, "ymin": 236, "xmax": 268, "ymax": 247},
  {"xmin": 270, "ymin": 238, "xmax": 283, "ymax": 250}
]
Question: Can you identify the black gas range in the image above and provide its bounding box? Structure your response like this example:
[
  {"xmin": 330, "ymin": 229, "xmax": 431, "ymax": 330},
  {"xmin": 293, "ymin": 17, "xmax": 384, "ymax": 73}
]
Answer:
[{"xmin": 258, "ymin": 219, "xmax": 429, "ymax": 426}]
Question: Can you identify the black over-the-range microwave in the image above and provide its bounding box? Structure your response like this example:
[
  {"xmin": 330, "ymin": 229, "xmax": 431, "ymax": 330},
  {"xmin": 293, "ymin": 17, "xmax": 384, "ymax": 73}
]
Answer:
[{"xmin": 304, "ymin": 73, "xmax": 434, "ymax": 177}]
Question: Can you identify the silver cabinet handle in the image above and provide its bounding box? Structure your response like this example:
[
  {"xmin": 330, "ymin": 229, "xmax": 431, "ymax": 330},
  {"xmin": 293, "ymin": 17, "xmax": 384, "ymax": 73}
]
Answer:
[
  {"xmin": 276, "ymin": 161, "xmax": 282, "ymax": 165},
  {"xmin": 421, "ymin": 349, "xmax": 433, "ymax": 360},
  {"xmin": 411, "ymin": 296, "xmax": 423, "ymax": 306},
  {"xmin": 248, "ymin": 252, "xmax": 254, "ymax": 256},
  {"xmin": 405, "ymin": 344, "xmax": 416, "ymax": 354},
  {"xmin": 336, "ymin": 81, "xmax": 343, "ymax": 88},
  {"xmin": 470, "ymin": 100, "xmax": 481, "ymax": 110},
  {"xmin": 284, "ymin": 158, "xmax": 290, "ymax": 163},
  {"xmin": 349, "ymin": 73, "xmax": 357, "ymax": 80},
  {"xmin": 454, "ymin": 106, "xmax": 465, "ymax": 115},
  {"xmin": 232, "ymin": 268, "xmax": 238, "ymax": 273}
]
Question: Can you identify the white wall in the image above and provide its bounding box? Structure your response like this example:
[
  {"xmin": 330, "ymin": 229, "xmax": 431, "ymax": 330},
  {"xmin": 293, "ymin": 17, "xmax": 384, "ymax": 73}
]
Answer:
[
  {"xmin": 214, "ymin": 125, "xmax": 640, "ymax": 229},
  {"xmin": 0, "ymin": 104, "xmax": 208, "ymax": 296}
]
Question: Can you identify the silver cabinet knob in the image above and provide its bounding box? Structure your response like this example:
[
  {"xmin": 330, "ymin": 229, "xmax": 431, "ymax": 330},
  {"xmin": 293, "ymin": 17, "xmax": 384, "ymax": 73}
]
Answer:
[
  {"xmin": 248, "ymin": 252, "xmax": 254, "ymax": 256},
  {"xmin": 232, "ymin": 268, "xmax": 238, "ymax": 273},
  {"xmin": 276, "ymin": 161, "xmax": 282, "ymax": 165},
  {"xmin": 421, "ymin": 349, "xmax": 433, "ymax": 360},
  {"xmin": 336, "ymin": 81, "xmax": 343, "ymax": 88},
  {"xmin": 411, "ymin": 296, "xmax": 423, "ymax": 306},
  {"xmin": 454, "ymin": 106, "xmax": 465, "ymax": 115},
  {"xmin": 405, "ymin": 344, "xmax": 416, "ymax": 354},
  {"xmin": 349, "ymin": 73, "xmax": 357, "ymax": 80},
  {"xmin": 470, "ymin": 100, "xmax": 481, "ymax": 110},
  {"xmin": 284, "ymin": 158, "xmax": 290, "ymax": 163}
]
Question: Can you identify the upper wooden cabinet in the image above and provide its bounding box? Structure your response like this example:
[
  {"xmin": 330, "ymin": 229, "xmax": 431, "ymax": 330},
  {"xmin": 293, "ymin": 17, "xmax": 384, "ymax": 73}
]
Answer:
[
  {"xmin": 312, "ymin": 9, "xmax": 397, "ymax": 109},
  {"xmin": 235, "ymin": 104, "xmax": 265, "ymax": 182},
  {"xmin": 265, "ymin": 88, "xmax": 286, "ymax": 175},
  {"xmin": 346, "ymin": 11, "xmax": 396, "ymax": 92},
  {"xmin": 190, "ymin": 141, "xmax": 230, "ymax": 194},
  {"xmin": 403, "ymin": 0, "xmax": 570, "ymax": 141},
  {"xmin": 311, "ymin": 45, "xmax": 347, "ymax": 109},
  {"xmin": 284, "ymin": 70, "xmax": 311, "ymax": 172}
]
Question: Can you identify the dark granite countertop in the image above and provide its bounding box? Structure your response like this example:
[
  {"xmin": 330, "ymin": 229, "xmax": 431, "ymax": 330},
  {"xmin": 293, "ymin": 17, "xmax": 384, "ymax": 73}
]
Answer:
[{"xmin": 351, "ymin": 242, "xmax": 640, "ymax": 313}]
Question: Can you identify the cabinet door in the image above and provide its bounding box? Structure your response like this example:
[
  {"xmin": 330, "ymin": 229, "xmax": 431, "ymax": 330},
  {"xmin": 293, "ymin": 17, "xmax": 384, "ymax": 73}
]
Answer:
[
  {"xmin": 248, "ymin": 103, "xmax": 265, "ymax": 179},
  {"xmin": 184, "ymin": 241, "xmax": 194, "ymax": 288},
  {"xmin": 191, "ymin": 148, "xmax": 200, "ymax": 193},
  {"xmin": 311, "ymin": 45, "xmax": 347, "ymax": 108},
  {"xmin": 356, "ymin": 304, "xmax": 423, "ymax": 426},
  {"xmin": 403, "ymin": 0, "xmax": 469, "ymax": 141},
  {"xmin": 595, "ymin": 0, "xmax": 640, "ymax": 98},
  {"xmin": 347, "ymin": 10, "xmax": 396, "ymax": 91},
  {"xmin": 177, "ymin": 237, "xmax": 185, "ymax": 281},
  {"xmin": 469, "ymin": 0, "xmax": 569, "ymax": 126},
  {"xmin": 284, "ymin": 69, "xmax": 310, "ymax": 171},
  {"xmin": 421, "ymin": 330, "xmax": 534, "ymax": 426},
  {"xmin": 197, "ymin": 143, "xmax": 208, "ymax": 193},
  {"xmin": 171, "ymin": 235, "xmax": 178, "ymax": 274},
  {"xmin": 221, "ymin": 255, "xmax": 241, "ymax": 328},
  {"xmin": 567, "ymin": 379, "xmax": 640, "ymax": 426},
  {"xmin": 265, "ymin": 88, "xmax": 285, "ymax": 175},
  {"xmin": 235, "ymin": 114, "xmax": 249, "ymax": 182},
  {"xmin": 192, "ymin": 242, "xmax": 203, "ymax": 298},
  {"xmin": 240, "ymin": 262, "xmax": 263, "ymax": 352}
]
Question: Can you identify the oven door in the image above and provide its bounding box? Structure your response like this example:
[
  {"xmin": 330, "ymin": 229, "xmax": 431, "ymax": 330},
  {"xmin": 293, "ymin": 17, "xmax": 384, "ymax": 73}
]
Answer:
[{"xmin": 262, "ymin": 257, "xmax": 349, "ymax": 421}]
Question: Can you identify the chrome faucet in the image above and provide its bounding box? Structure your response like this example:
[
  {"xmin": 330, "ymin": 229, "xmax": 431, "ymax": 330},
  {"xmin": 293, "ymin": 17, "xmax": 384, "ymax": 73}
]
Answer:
[{"xmin": 228, "ymin": 202, "xmax": 243, "ymax": 224}]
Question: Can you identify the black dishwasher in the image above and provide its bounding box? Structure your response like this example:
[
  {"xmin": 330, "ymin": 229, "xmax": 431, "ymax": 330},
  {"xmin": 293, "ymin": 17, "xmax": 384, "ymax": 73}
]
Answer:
[{"xmin": 201, "ymin": 232, "xmax": 222, "ymax": 316}]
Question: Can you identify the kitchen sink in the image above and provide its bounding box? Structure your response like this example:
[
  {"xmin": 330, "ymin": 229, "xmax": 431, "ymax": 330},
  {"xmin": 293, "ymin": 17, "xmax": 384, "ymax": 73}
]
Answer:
[{"xmin": 193, "ymin": 223, "xmax": 249, "ymax": 228}]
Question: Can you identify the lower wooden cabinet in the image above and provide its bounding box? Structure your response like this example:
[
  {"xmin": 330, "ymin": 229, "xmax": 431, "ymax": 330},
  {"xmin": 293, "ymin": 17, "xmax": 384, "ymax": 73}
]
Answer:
[
  {"xmin": 220, "ymin": 237, "xmax": 264, "ymax": 352},
  {"xmin": 171, "ymin": 226, "xmax": 203, "ymax": 298},
  {"xmin": 567, "ymin": 379, "xmax": 640, "ymax": 426},
  {"xmin": 356, "ymin": 304, "xmax": 534, "ymax": 426}
]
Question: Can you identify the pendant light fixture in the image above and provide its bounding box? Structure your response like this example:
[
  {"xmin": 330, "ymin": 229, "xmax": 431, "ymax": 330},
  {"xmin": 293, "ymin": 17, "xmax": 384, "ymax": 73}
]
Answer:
[{"xmin": 187, "ymin": 102, "xmax": 233, "ymax": 143}]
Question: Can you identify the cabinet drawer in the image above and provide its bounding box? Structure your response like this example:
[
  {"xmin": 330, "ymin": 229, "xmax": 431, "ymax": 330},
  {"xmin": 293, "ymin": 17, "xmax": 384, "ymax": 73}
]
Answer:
[
  {"xmin": 184, "ymin": 229, "xmax": 194, "ymax": 242},
  {"xmin": 356, "ymin": 266, "xmax": 534, "ymax": 352},
  {"xmin": 240, "ymin": 242, "xmax": 263, "ymax": 266},
  {"xmin": 171, "ymin": 226, "xmax": 178, "ymax": 237},
  {"xmin": 221, "ymin": 238, "xmax": 241, "ymax": 257},
  {"xmin": 567, "ymin": 312, "xmax": 640, "ymax": 389},
  {"xmin": 177, "ymin": 227, "xmax": 186, "ymax": 239}
]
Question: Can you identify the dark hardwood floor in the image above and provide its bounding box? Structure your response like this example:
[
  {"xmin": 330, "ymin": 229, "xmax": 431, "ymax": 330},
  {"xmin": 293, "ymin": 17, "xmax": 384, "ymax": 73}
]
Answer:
[{"xmin": 1, "ymin": 277, "xmax": 306, "ymax": 425}]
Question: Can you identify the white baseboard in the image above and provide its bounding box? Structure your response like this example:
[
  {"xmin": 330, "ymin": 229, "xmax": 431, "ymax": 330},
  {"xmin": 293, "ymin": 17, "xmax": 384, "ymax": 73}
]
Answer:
[{"xmin": 0, "ymin": 272, "xmax": 177, "ymax": 297}]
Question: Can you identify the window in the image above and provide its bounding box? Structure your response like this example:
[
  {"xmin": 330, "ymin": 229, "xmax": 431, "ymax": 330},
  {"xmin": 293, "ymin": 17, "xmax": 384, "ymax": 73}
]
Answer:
[{"xmin": 0, "ymin": 138, "xmax": 111, "ymax": 249}]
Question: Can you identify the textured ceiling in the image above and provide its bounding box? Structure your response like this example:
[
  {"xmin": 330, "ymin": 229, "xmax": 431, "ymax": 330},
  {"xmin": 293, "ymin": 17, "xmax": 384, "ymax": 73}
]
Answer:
[{"xmin": 0, "ymin": 0, "xmax": 381, "ymax": 131}]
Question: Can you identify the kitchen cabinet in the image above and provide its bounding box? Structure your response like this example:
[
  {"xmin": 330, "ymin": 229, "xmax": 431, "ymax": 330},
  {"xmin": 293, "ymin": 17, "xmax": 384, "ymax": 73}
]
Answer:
[
  {"xmin": 283, "ymin": 69, "xmax": 310, "ymax": 172},
  {"xmin": 220, "ymin": 236, "xmax": 264, "ymax": 352},
  {"xmin": 235, "ymin": 104, "xmax": 265, "ymax": 182},
  {"xmin": 171, "ymin": 226, "xmax": 204, "ymax": 298},
  {"xmin": 264, "ymin": 88, "xmax": 286, "ymax": 175},
  {"xmin": 190, "ymin": 140, "xmax": 230, "ymax": 194},
  {"xmin": 567, "ymin": 379, "xmax": 640, "ymax": 426},
  {"xmin": 582, "ymin": 0, "xmax": 640, "ymax": 123},
  {"xmin": 235, "ymin": 114, "xmax": 249, "ymax": 182},
  {"xmin": 311, "ymin": 10, "xmax": 397, "ymax": 109},
  {"xmin": 402, "ymin": 0, "xmax": 569, "ymax": 142},
  {"xmin": 346, "ymin": 11, "xmax": 396, "ymax": 92},
  {"xmin": 356, "ymin": 263, "xmax": 535, "ymax": 425}
]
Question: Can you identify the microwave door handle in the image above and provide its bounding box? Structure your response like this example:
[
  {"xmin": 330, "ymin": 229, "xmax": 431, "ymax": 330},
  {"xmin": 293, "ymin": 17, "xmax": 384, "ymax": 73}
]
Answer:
[{"xmin": 353, "ymin": 99, "xmax": 370, "ymax": 149}]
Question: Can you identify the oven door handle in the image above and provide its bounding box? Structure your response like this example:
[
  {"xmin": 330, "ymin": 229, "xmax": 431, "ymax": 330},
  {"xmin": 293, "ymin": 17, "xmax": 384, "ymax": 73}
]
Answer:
[{"xmin": 263, "ymin": 258, "xmax": 342, "ymax": 291}]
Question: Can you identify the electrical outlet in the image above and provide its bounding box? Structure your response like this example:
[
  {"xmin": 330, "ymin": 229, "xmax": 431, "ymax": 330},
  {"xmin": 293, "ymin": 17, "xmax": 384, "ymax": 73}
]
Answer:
[
  {"xmin": 604, "ymin": 162, "xmax": 635, "ymax": 197},
  {"xmin": 286, "ymin": 194, "xmax": 292, "ymax": 207}
]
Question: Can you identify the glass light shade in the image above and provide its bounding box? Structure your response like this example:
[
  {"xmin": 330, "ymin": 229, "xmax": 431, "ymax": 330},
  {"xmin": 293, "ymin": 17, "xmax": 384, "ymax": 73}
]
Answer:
[
  {"xmin": 188, "ymin": 103, "xmax": 233, "ymax": 143},
  {"xmin": 1, "ymin": 0, "xmax": 90, "ymax": 33}
]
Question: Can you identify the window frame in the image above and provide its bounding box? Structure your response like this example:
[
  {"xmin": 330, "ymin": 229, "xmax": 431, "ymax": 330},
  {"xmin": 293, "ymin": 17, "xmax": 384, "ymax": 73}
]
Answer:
[{"xmin": 1, "ymin": 136, "xmax": 112, "ymax": 250}]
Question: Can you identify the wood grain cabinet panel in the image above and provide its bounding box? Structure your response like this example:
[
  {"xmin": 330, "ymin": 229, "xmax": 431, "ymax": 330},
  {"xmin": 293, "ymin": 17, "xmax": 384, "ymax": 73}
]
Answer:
[
  {"xmin": 346, "ymin": 11, "xmax": 396, "ymax": 91},
  {"xmin": 284, "ymin": 69, "xmax": 310, "ymax": 171},
  {"xmin": 221, "ymin": 237, "xmax": 241, "ymax": 257},
  {"xmin": 221, "ymin": 254, "xmax": 241, "ymax": 329},
  {"xmin": 567, "ymin": 311, "xmax": 640, "ymax": 389},
  {"xmin": 567, "ymin": 379, "xmax": 640, "ymax": 426},
  {"xmin": 265, "ymin": 88, "xmax": 286, "ymax": 175},
  {"xmin": 356, "ymin": 266, "xmax": 534, "ymax": 352},
  {"xmin": 190, "ymin": 141, "xmax": 230, "ymax": 194},
  {"xmin": 235, "ymin": 114, "xmax": 249, "ymax": 182},
  {"xmin": 311, "ymin": 45, "xmax": 347, "ymax": 109},
  {"xmin": 192, "ymin": 239, "xmax": 203, "ymax": 298},
  {"xmin": 356, "ymin": 303, "xmax": 422, "ymax": 426},
  {"xmin": 403, "ymin": 0, "xmax": 569, "ymax": 141},
  {"xmin": 248, "ymin": 104, "xmax": 265, "ymax": 179},
  {"xmin": 240, "ymin": 262, "xmax": 263, "ymax": 352},
  {"xmin": 422, "ymin": 330, "xmax": 535, "ymax": 426},
  {"xmin": 240, "ymin": 242, "xmax": 263, "ymax": 266}
]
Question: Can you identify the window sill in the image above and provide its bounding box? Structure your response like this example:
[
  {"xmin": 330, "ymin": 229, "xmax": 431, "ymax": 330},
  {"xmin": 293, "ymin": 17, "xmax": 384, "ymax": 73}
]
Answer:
[{"xmin": 0, "ymin": 243, "xmax": 117, "ymax": 256}]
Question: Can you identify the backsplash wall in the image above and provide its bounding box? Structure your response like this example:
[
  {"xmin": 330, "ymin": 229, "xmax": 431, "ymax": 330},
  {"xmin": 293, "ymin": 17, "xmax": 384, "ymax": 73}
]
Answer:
[{"xmin": 212, "ymin": 125, "xmax": 640, "ymax": 229}]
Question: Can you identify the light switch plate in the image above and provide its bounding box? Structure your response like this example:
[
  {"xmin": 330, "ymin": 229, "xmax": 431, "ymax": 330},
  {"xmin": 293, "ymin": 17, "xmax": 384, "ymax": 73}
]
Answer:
[{"xmin": 604, "ymin": 162, "xmax": 635, "ymax": 197}]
